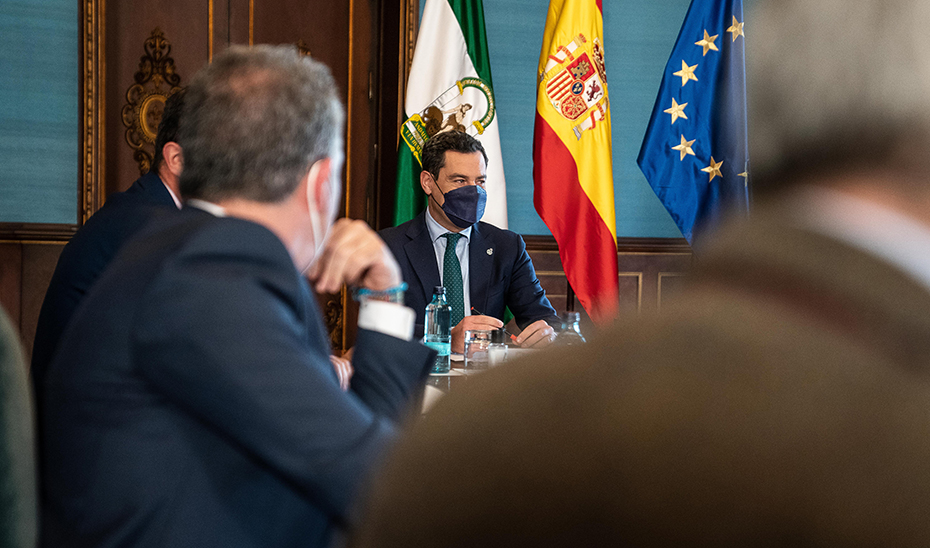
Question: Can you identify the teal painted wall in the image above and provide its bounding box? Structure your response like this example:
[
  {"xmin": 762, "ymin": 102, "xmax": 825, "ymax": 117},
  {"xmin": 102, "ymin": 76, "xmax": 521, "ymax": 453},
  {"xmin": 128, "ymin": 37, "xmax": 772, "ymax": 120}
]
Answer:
[{"xmin": 0, "ymin": 0, "xmax": 79, "ymax": 224}]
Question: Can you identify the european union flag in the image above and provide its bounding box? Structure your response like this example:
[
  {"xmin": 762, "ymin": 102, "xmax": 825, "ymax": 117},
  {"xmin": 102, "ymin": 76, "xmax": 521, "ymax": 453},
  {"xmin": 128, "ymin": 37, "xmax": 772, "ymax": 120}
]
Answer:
[{"xmin": 637, "ymin": 0, "xmax": 749, "ymax": 244}]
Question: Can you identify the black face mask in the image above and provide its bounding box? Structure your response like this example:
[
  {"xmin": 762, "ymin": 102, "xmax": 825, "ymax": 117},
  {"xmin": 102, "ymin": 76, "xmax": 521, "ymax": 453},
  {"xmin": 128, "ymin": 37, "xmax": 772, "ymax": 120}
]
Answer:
[{"xmin": 434, "ymin": 184, "xmax": 487, "ymax": 229}]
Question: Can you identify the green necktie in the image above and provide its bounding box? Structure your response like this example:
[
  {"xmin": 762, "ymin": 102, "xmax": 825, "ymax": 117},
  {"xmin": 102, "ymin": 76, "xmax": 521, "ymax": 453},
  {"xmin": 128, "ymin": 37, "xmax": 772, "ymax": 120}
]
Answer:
[{"xmin": 442, "ymin": 232, "xmax": 465, "ymax": 327}]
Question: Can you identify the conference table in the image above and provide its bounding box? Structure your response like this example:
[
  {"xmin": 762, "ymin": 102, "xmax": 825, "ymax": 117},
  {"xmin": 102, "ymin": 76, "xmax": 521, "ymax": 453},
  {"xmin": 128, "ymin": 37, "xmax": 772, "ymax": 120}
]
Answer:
[
  {"xmin": 422, "ymin": 348, "xmax": 537, "ymax": 412},
  {"xmin": 426, "ymin": 365, "xmax": 469, "ymax": 392}
]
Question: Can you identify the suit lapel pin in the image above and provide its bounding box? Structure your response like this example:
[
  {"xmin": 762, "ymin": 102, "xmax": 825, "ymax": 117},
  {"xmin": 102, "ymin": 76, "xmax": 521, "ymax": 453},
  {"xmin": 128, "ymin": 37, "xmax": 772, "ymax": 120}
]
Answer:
[{"xmin": 487, "ymin": 248, "xmax": 493, "ymax": 255}]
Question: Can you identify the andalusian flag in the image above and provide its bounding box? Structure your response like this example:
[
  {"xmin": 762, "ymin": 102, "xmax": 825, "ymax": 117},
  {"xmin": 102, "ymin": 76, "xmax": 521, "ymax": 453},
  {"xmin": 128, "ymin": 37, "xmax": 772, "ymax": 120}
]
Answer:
[
  {"xmin": 533, "ymin": 0, "xmax": 618, "ymax": 323},
  {"xmin": 395, "ymin": 0, "xmax": 508, "ymax": 228}
]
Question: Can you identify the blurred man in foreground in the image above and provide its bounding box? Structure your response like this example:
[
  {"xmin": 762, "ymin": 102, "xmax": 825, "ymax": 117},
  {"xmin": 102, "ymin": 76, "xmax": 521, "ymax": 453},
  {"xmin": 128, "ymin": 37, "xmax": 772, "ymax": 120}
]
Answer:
[
  {"xmin": 40, "ymin": 46, "xmax": 434, "ymax": 547},
  {"xmin": 353, "ymin": 0, "xmax": 930, "ymax": 545}
]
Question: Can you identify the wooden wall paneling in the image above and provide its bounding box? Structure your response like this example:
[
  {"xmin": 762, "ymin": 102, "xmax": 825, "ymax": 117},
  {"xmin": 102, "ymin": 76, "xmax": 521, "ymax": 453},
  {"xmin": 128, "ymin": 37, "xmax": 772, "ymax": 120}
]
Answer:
[
  {"xmin": 19, "ymin": 244, "xmax": 65, "ymax": 363},
  {"xmin": 105, "ymin": 0, "xmax": 208, "ymax": 196},
  {"xmin": 619, "ymin": 254, "xmax": 691, "ymax": 313},
  {"xmin": 0, "ymin": 245, "xmax": 23, "ymax": 330},
  {"xmin": 210, "ymin": 0, "xmax": 229, "ymax": 56},
  {"xmin": 374, "ymin": 0, "xmax": 414, "ymax": 230},
  {"xmin": 618, "ymin": 272, "xmax": 643, "ymax": 315},
  {"xmin": 616, "ymin": 237, "xmax": 692, "ymax": 314},
  {"xmin": 252, "ymin": 0, "xmax": 350, "ymax": 102},
  {"xmin": 227, "ymin": 0, "xmax": 251, "ymax": 48},
  {"xmin": 0, "ymin": 243, "xmax": 63, "ymax": 360},
  {"xmin": 523, "ymin": 236, "xmax": 693, "ymax": 338},
  {"xmin": 657, "ymin": 272, "xmax": 689, "ymax": 311},
  {"xmin": 341, "ymin": 0, "xmax": 380, "ymax": 350}
]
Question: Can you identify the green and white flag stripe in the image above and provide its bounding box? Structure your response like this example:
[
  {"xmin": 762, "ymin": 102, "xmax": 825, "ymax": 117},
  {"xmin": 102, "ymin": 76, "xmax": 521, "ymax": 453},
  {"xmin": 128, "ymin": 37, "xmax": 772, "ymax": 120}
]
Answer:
[{"xmin": 394, "ymin": 0, "xmax": 508, "ymax": 228}]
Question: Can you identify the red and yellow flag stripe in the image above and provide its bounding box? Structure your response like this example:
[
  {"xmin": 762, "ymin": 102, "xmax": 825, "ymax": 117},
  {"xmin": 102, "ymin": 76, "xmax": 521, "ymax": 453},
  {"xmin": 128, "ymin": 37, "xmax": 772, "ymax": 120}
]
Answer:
[{"xmin": 533, "ymin": 0, "xmax": 619, "ymax": 323}]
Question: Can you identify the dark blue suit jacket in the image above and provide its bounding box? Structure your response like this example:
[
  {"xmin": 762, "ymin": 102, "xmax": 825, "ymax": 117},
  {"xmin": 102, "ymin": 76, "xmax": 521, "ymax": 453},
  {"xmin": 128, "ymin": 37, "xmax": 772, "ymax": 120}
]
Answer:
[
  {"xmin": 31, "ymin": 171, "xmax": 176, "ymax": 388},
  {"xmin": 379, "ymin": 212, "xmax": 559, "ymax": 337},
  {"xmin": 40, "ymin": 208, "xmax": 434, "ymax": 548}
]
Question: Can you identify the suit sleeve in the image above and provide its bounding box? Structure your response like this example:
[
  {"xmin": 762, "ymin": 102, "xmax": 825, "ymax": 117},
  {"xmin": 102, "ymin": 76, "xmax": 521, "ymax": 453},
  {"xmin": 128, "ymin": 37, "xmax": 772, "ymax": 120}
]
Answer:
[
  {"xmin": 131, "ymin": 250, "xmax": 433, "ymax": 523},
  {"xmin": 505, "ymin": 234, "xmax": 561, "ymax": 330}
]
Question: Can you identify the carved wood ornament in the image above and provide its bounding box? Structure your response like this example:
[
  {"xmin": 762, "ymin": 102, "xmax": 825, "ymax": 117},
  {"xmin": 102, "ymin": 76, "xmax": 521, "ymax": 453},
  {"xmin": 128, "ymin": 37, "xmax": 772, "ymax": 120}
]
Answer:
[{"xmin": 121, "ymin": 28, "xmax": 183, "ymax": 175}]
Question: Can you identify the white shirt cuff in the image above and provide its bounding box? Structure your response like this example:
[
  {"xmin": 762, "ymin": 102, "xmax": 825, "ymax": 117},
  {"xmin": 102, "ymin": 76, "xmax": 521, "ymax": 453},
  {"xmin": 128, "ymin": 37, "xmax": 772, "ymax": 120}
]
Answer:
[{"xmin": 357, "ymin": 300, "xmax": 415, "ymax": 341}]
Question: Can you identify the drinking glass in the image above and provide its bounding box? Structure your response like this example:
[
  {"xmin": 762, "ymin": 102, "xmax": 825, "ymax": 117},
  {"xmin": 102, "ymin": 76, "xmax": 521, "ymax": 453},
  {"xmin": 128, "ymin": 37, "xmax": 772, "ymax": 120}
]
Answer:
[{"xmin": 464, "ymin": 330, "xmax": 492, "ymax": 370}]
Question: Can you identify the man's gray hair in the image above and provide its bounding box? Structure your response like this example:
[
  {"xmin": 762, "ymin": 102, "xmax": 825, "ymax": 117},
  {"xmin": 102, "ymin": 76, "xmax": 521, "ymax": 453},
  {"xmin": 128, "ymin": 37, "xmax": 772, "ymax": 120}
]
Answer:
[
  {"xmin": 749, "ymin": 0, "xmax": 930, "ymax": 189},
  {"xmin": 178, "ymin": 45, "xmax": 344, "ymax": 203}
]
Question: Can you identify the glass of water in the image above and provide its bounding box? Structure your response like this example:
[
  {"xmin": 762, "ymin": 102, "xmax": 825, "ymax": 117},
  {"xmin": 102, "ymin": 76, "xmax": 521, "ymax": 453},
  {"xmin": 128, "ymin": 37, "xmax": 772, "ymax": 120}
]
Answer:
[{"xmin": 464, "ymin": 330, "xmax": 492, "ymax": 370}]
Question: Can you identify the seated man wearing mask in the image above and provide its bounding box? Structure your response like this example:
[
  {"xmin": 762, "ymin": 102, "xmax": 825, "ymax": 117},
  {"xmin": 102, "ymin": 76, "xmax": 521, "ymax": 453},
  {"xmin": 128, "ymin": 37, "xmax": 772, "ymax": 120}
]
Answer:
[{"xmin": 380, "ymin": 131, "xmax": 559, "ymax": 353}]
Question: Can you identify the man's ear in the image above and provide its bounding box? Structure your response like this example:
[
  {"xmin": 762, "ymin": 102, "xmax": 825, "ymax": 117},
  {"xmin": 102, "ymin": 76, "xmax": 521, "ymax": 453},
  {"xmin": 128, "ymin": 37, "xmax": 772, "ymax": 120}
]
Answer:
[
  {"xmin": 161, "ymin": 142, "xmax": 184, "ymax": 178},
  {"xmin": 306, "ymin": 158, "xmax": 334, "ymax": 213},
  {"xmin": 419, "ymin": 170, "xmax": 434, "ymax": 196}
]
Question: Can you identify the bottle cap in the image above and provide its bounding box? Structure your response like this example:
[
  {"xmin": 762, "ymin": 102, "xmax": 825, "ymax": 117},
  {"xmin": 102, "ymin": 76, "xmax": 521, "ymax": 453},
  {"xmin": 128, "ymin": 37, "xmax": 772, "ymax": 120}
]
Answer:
[
  {"xmin": 491, "ymin": 328, "xmax": 506, "ymax": 344},
  {"xmin": 433, "ymin": 286, "xmax": 445, "ymax": 295}
]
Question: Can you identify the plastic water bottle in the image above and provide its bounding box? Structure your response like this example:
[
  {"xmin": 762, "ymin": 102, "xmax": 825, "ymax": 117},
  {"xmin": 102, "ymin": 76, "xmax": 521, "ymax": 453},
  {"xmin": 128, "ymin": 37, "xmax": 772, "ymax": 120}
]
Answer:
[
  {"xmin": 555, "ymin": 311, "xmax": 586, "ymax": 346},
  {"xmin": 424, "ymin": 286, "xmax": 451, "ymax": 373}
]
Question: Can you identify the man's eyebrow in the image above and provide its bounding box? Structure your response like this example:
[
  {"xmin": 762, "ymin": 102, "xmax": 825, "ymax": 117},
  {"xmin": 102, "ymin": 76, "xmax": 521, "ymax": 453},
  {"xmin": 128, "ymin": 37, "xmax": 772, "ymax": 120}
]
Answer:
[{"xmin": 447, "ymin": 172, "xmax": 485, "ymax": 179}]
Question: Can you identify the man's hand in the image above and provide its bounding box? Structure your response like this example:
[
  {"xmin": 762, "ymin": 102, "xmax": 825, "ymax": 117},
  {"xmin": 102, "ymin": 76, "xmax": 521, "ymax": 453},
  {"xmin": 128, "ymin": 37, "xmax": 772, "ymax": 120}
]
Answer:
[
  {"xmin": 308, "ymin": 219, "xmax": 401, "ymax": 294},
  {"xmin": 451, "ymin": 315, "xmax": 503, "ymax": 354},
  {"xmin": 329, "ymin": 354, "xmax": 354, "ymax": 391},
  {"xmin": 513, "ymin": 319, "xmax": 556, "ymax": 348}
]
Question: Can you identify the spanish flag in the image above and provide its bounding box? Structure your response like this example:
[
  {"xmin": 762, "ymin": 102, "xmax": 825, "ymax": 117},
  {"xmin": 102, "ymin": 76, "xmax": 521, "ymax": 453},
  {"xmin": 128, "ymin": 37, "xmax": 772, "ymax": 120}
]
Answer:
[{"xmin": 533, "ymin": 0, "xmax": 618, "ymax": 323}]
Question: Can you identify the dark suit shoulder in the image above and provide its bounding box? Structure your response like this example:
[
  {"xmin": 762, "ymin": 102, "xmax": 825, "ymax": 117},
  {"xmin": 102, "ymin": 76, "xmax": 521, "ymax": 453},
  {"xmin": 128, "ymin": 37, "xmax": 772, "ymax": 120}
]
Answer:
[
  {"xmin": 379, "ymin": 214, "xmax": 424, "ymax": 243},
  {"xmin": 148, "ymin": 214, "xmax": 305, "ymax": 313},
  {"xmin": 31, "ymin": 175, "xmax": 178, "ymax": 378},
  {"xmin": 174, "ymin": 215, "xmax": 290, "ymax": 262},
  {"xmin": 121, "ymin": 171, "xmax": 176, "ymax": 206},
  {"xmin": 473, "ymin": 222, "xmax": 524, "ymax": 246},
  {"xmin": 113, "ymin": 211, "xmax": 296, "ymax": 292},
  {"xmin": 59, "ymin": 173, "xmax": 176, "ymax": 265}
]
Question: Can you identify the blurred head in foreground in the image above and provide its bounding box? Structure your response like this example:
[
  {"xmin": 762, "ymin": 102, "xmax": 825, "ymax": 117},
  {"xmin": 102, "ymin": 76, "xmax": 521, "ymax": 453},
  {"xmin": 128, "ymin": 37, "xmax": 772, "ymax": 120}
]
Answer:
[
  {"xmin": 351, "ymin": 1, "xmax": 930, "ymax": 546},
  {"xmin": 750, "ymin": 0, "xmax": 930, "ymax": 203}
]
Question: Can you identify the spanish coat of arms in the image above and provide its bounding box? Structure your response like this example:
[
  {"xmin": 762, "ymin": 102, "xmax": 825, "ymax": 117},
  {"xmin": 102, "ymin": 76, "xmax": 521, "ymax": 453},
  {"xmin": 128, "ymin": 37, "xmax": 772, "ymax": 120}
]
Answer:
[{"xmin": 540, "ymin": 34, "xmax": 609, "ymax": 140}]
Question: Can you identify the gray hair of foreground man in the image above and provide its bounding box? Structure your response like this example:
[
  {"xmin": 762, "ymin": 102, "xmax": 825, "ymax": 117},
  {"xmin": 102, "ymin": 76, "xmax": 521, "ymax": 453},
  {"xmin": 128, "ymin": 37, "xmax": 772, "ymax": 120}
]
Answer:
[
  {"xmin": 178, "ymin": 45, "xmax": 344, "ymax": 203},
  {"xmin": 750, "ymin": 0, "xmax": 930, "ymax": 191}
]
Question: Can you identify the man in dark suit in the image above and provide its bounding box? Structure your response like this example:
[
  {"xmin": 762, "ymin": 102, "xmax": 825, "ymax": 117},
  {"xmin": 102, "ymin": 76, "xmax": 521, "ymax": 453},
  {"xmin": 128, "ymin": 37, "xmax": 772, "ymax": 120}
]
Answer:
[
  {"xmin": 352, "ymin": 0, "xmax": 930, "ymax": 545},
  {"xmin": 380, "ymin": 131, "xmax": 559, "ymax": 352},
  {"xmin": 31, "ymin": 90, "xmax": 185, "ymax": 388},
  {"xmin": 40, "ymin": 45, "xmax": 434, "ymax": 548}
]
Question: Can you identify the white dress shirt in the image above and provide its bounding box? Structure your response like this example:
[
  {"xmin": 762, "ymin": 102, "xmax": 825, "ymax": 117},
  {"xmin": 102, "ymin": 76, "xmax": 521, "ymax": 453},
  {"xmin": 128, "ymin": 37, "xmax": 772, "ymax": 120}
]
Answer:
[{"xmin": 164, "ymin": 183, "xmax": 182, "ymax": 209}]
